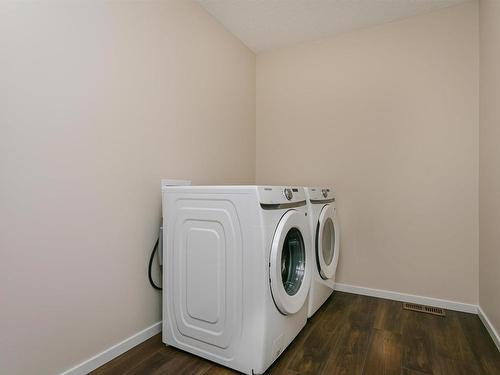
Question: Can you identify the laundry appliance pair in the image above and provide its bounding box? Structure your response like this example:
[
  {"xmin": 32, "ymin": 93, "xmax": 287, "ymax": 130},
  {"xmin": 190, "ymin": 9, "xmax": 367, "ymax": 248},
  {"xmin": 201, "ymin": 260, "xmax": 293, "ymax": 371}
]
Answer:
[{"xmin": 161, "ymin": 185, "xmax": 339, "ymax": 374}]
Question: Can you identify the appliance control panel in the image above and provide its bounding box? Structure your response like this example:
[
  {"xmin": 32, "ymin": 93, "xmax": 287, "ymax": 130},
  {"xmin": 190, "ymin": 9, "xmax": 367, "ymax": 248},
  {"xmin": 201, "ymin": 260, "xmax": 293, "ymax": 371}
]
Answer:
[
  {"xmin": 307, "ymin": 186, "xmax": 336, "ymax": 201},
  {"xmin": 258, "ymin": 186, "xmax": 306, "ymax": 205}
]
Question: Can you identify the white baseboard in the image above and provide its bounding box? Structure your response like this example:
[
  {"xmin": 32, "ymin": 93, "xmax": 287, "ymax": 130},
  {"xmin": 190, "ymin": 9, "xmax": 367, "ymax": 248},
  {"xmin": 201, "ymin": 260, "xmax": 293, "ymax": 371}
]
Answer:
[
  {"xmin": 334, "ymin": 283, "xmax": 478, "ymax": 314},
  {"xmin": 478, "ymin": 306, "xmax": 500, "ymax": 352},
  {"xmin": 60, "ymin": 321, "xmax": 162, "ymax": 375}
]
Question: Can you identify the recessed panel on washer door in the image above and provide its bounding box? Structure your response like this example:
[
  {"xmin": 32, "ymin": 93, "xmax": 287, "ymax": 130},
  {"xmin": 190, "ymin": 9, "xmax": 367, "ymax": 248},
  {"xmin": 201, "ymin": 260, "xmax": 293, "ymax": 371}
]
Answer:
[{"xmin": 172, "ymin": 199, "xmax": 243, "ymax": 355}]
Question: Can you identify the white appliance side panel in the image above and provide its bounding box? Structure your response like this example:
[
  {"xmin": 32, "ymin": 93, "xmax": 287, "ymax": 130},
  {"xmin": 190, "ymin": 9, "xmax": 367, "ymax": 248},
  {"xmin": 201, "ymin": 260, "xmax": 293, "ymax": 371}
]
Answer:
[
  {"xmin": 171, "ymin": 198, "xmax": 243, "ymax": 357},
  {"xmin": 186, "ymin": 225, "xmax": 223, "ymax": 324}
]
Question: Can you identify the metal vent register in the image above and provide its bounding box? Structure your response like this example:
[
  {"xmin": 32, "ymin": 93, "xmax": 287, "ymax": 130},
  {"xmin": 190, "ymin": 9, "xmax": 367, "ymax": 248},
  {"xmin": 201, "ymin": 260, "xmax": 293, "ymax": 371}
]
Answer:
[{"xmin": 403, "ymin": 302, "xmax": 446, "ymax": 317}]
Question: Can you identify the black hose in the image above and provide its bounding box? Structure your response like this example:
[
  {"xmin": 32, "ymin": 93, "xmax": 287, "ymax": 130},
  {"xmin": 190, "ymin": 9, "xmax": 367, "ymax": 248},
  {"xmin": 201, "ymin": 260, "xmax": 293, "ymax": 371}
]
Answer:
[{"xmin": 148, "ymin": 237, "xmax": 162, "ymax": 290}]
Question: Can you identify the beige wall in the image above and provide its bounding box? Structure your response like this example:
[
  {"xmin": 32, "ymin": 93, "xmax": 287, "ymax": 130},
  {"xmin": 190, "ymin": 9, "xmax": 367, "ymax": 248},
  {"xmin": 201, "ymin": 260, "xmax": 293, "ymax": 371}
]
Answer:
[
  {"xmin": 0, "ymin": 1, "xmax": 255, "ymax": 374},
  {"xmin": 256, "ymin": 2, "xmax": 479, "ymax": 304},
  {"xmin": 479, "ymin": 0, "xmax": 500, "ymax": 337}
]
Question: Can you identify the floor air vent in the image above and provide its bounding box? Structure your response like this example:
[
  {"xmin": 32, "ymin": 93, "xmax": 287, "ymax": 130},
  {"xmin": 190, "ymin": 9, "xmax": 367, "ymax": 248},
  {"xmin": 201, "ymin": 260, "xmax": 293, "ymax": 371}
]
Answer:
[{"xmin": 403, "ymin": 302, "xmax": 445, "ymax": 317}]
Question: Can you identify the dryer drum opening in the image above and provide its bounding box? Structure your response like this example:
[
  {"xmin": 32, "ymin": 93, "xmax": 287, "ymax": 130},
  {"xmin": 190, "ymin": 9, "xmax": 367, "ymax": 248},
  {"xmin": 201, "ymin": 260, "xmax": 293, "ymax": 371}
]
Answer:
[{"xmin": 321, "ymin": 218, "xmax": 335, "ymax": 266}]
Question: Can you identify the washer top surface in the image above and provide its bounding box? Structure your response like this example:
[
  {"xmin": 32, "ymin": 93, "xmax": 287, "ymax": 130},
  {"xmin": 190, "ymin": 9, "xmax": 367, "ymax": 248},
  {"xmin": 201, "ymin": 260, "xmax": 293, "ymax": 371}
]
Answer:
[{"xmin": 163, "ymin": 185, "xmax": 306, "ymax": 206}]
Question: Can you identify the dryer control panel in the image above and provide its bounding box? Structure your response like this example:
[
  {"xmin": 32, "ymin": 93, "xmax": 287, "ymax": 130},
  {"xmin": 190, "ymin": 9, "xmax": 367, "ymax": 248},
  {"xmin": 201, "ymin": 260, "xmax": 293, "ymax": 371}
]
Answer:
[{"xmin": 306, "ymin": 187, "xmax": 336, "ymax": 203}]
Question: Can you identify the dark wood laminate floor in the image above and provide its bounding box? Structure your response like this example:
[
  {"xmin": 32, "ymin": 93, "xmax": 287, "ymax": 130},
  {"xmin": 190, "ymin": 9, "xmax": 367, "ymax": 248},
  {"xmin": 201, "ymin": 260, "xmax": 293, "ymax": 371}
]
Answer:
[{"xmin": 91, "ymin": 292, "xmax": 500, "ymax": 375}]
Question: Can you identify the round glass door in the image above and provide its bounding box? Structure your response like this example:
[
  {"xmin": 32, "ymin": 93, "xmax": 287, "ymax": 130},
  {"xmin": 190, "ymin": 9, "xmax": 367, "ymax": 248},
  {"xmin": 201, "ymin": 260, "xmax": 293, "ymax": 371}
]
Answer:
[
  {"xmin": 316, "ymin": 205, "xmax": 339, "ymax": 280},
  {"xmin": 270, "ymin": 210, "xmax": 311, "ymax": 315},
  {"xmin": 321, "ymin": 218, "xmax": 335, "ymax": 266},
  {"xmin": 281, "ymin": 228, "xmax": 306, "ymax": 296}
]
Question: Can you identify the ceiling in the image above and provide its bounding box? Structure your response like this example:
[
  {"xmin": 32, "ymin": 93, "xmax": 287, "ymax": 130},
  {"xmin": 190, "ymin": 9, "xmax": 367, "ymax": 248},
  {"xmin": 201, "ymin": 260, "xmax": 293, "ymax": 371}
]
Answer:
[{"xmin": 197, "ymin": 0, "xmax": 469, "ymax": 53}]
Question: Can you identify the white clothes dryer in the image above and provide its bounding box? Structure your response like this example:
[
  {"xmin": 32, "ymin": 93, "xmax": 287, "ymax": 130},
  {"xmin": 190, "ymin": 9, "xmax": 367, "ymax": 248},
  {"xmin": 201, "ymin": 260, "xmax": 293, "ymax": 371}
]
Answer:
[
  {"xmin": 161, "ymin": 185, "xmax": 312, "ymax": 374},
  {"xmin": 304, "ymin": 187, "xmax": 340, "ymax": 318}
]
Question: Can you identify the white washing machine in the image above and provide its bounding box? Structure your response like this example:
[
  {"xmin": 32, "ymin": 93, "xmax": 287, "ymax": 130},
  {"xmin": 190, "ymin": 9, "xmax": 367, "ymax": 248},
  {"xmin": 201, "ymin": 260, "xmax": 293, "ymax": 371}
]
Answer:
[
  {"xmin": 161, "ymin": 185, "xmax": 312, "ymax": 374},
  {"xmin": 304, "ymin": 187, "xmax": 340, "ymax": 318}
]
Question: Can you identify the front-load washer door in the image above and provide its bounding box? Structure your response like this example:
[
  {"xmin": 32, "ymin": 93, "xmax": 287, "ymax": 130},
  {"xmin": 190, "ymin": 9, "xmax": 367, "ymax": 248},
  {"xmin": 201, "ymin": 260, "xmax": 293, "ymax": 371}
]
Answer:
[
  {"xmin": 316, "ymin": 204, "xmax": 340, "ymax": 280},
  {"xmin": 270, "ymin": 210, "xmax": 311, "ymax": 315}
]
